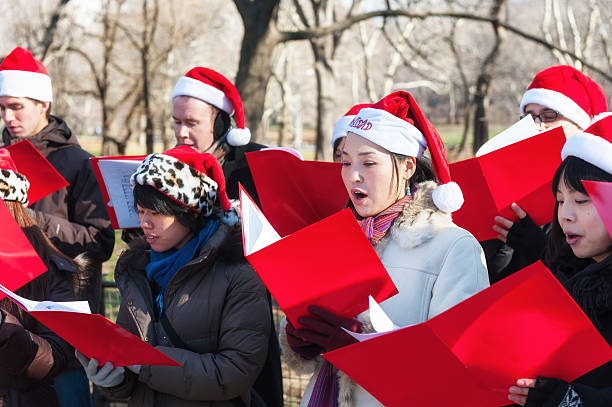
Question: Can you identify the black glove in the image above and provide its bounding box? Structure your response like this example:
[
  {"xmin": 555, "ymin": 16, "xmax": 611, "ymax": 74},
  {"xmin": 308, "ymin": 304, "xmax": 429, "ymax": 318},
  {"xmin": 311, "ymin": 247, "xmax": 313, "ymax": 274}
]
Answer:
[
  {"xmin": 525, "ymin": 377, "xmax": 582, "ymax": 407},
  {"xmin": 506, "ymin": 214, "xmax": 547, "ymax": 263}
]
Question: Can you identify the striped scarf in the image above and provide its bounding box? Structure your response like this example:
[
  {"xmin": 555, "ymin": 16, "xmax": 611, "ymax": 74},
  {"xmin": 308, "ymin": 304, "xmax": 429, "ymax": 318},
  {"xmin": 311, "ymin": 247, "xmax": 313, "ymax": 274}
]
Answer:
[
  {"xmin": 357, "ymin": 195, "xmax": 412, "ymax": 245},
  {"xmin": 307, "ymin": 361, "xmax": 339, "ymax": 407}
]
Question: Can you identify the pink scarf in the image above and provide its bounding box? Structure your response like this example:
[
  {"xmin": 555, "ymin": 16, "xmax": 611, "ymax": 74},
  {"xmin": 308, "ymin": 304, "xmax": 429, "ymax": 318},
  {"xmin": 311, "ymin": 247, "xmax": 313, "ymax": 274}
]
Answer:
[{"xmin": 357, "ymin": 195, "xmax": 411, "ymax": 245}]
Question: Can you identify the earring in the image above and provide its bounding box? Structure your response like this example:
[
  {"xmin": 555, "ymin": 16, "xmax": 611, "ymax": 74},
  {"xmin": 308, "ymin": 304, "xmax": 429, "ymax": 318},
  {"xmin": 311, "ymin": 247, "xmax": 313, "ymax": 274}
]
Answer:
[{"xmin": 405, "ymin": 184, "xmax": 411, "ymax": 197}]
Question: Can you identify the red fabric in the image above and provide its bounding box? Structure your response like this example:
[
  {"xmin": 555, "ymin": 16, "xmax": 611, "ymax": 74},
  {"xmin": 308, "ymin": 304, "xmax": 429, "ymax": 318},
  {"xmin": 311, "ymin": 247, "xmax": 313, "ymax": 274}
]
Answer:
[
  {"xmin": 526, "ymin": 65, "xmax": 607, "ymax": 119},
  {"xmin": 0, "ymin": 149, "xmax": 19, "ymax": 172},
  {"xmin": 583, "ymin": 114, "xmax": 612, "ymax": 144},
  {"xmin": 0, "ymin": 47, "xmax": 48, "ymax": 75},
  {"xmin": 163, "ymin": 145, "xmax": 231, "ymax": 211},
  {"xmin": 184, "ymin": 67, "xmax": 246, "ymax": 130}
]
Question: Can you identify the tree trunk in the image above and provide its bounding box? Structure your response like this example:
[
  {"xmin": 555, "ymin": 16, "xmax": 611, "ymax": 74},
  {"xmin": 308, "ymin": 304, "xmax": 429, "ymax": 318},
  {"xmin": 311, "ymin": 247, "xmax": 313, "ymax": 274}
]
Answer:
[
  {"xmin": 313, "ymin": 55, "xmax": 336, "ymax": 161},
  {"xmin": 234, "ymin": 1, "xmax": 281, "ymax": 143},
  {"xmin": 472, "ymin": 74, "xmax": 491, "ymax": 153}
]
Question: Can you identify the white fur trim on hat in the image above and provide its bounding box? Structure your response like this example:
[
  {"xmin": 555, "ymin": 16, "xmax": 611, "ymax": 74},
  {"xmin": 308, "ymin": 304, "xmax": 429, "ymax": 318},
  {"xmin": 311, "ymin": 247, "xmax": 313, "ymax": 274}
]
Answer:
[
  {"xmin": 171, "ymin": 76, "xmax": 234, "ymax": 115},
  {"xmin": 130, "ymin": 153, "xmax": 219, "ymax": 215},
  {"xmin": 331, "ymin": 115, "xmax": 354, "ymax": 149},
  {"xmin": 347, "ymin": 108, "xmax": 426, "ymax": 157},
  {"xmin": 432, "ymin": 181, "xmax": 463, "ymax": 213},
  {"xmin": 561, "ymin": 132, "xmax": 612, "ymax": 175},
  {"xmin": 520, "ymin": 88, "xmax": 590, "ymax": 130},
  {"xmin": 226, "ymin": 127, "xmax": 251, "ymax": 146},
  {"xmin": 0, "ymin": 168, "xmax": 30, "ymax": 206},
  {"xmin": 0, "ymin": 70, "xmax": 53, "ymax": 102}
]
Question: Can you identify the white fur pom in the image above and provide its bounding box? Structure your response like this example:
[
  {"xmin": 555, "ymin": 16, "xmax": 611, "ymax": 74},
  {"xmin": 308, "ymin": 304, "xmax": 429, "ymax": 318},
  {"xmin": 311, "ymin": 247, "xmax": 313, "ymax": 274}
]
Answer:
[
  {"xmin": 432, "ymin": 182, "xmax": 464, "ymax": 213},
  {"xmin": 226, "ymin": 127, "xmax": 251, "ymax": 146}
]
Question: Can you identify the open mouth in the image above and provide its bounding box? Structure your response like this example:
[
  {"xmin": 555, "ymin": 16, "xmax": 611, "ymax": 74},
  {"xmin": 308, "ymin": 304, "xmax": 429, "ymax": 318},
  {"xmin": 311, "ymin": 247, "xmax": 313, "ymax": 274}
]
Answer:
[
  {"xmin": 565, "ymin": 233, "xmax": 581, "ymax": 245},
  {"xmin": 352, "ymin": 189, "xmax": 368, "ymax": 202}
]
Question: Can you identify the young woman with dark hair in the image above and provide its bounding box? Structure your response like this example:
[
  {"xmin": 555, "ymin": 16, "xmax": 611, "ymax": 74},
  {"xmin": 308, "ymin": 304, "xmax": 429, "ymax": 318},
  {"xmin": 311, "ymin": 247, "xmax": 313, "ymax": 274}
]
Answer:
[
  {"xmin": 281, "ymin": 92, "xmax": 489, "ymax": 407},
  {"xmin": 508, "ymin": 115, "xmax": 612, "ymax": 407},
  {"xmin": 0, "ymin": 149, "xmax": 76, "ymax": 406},
  {"xmin": 79, "ymin": 146, "xmax": 271, "ymax": 407}
]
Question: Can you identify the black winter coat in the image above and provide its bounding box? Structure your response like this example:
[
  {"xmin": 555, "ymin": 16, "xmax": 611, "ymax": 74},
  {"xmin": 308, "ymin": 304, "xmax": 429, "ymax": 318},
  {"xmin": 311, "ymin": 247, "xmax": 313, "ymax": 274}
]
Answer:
[
  {"xmin": 101, "ymin": 224, "xmax": 271, "ymax": 406},
  {"xmin": 549, "ymin": 254, "xmax": 612, "ymax": 405}
]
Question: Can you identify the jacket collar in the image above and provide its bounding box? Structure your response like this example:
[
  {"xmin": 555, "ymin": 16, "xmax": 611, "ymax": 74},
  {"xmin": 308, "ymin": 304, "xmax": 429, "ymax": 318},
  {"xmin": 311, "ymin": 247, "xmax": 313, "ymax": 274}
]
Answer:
[{"xmin": 374, "ymin": 180, "xmax": 452, "ymax": 252}]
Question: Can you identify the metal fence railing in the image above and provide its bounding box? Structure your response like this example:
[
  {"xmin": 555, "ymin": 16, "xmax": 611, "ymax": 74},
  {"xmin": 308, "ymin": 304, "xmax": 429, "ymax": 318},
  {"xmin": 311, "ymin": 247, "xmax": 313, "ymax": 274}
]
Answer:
[{"xmin": 99, "ymin": 281, "xmax": 309, "ymax": 407}]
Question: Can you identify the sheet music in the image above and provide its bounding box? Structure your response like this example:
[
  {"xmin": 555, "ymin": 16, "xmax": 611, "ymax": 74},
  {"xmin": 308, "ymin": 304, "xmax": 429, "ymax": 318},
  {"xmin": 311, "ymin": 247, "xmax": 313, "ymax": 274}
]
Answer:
[
  {"xmin": 98, "ymin": 159, "xmax": 141, "ymax": 228},
  {"xmin": 476, "ymin": 115, "xmax": 539, "ymax": 157},
  {"xmin": 0, "ymin": 283, "xmax": 91, "ymax": 313}
]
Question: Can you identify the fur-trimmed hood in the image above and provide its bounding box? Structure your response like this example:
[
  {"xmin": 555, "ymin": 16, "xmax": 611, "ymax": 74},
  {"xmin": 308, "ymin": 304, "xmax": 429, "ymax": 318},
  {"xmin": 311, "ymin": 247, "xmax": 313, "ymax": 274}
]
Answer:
[{"xmin": 374, "ymin": 180, "xmax": 452, "ymax": 253}]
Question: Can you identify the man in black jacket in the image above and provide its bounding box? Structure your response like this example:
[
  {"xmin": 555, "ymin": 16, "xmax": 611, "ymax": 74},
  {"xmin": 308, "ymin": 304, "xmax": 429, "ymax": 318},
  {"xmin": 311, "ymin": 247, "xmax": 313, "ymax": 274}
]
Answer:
[
  {"xmin": 0, "ymin": 46, "xmax": 115, "ymax": 407},
  {"xmin": 169, "ymin": 66, "xmax": 283, "ymax": 407}
]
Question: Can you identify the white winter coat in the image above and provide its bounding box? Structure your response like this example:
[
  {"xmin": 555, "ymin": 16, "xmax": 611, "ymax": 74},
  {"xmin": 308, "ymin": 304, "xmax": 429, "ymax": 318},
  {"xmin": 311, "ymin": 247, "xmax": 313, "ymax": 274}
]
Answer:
[{"xmin": 280, "ymin": 181, "xmax": 489, "ymax": 407}]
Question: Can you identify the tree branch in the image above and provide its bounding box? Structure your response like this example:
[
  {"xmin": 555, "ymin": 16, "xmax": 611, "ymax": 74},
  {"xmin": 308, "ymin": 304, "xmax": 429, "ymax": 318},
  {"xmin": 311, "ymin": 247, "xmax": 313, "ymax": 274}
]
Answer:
[{"xmin": 278, "ymin": 8, "xmax": 612, "ymax": 82}]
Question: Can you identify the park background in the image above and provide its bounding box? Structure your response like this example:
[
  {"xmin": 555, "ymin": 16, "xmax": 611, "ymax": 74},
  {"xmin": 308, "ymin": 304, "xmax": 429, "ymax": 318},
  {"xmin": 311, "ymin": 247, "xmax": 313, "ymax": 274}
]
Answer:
[{"xmin": 2, "ymin": 0, "xmax": 612, "ymax": 405}]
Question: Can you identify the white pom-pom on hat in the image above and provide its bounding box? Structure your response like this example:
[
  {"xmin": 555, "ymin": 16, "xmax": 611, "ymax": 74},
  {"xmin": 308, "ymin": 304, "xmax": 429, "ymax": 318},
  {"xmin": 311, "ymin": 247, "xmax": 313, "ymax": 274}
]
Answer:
[
  {"xmin": 432, "ymin": 182, "xmax": 464, "ymax": 213},
  {"xmin": 226, "ymin": 127, "xmax": 251, "ymax": 147}
]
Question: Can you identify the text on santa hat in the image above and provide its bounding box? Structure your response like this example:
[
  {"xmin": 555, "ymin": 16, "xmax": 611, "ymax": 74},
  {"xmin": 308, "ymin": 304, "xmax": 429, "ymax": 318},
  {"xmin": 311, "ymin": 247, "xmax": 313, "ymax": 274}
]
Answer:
[{"xmin": 348, "ymin": 117, "xmax": 373, "ymax": 131}]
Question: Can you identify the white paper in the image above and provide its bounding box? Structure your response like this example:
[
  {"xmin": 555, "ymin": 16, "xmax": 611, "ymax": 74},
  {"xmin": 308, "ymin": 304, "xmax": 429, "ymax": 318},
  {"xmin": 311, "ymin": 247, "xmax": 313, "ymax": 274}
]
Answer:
[
  {"xmin": 342, "ymin": 296, "xmax": 400, "ymax": 342},
  {"xmin": 475, "ymin": 115, "xmax": 539, "ymax": 157},
  {"xmin": 240, "ymin": 188, "xmax": 281, "ymax": 256},
  {"xmin": 0, "ymin": 283, "xmax": 91, "ymax": 313},
  {"xmin": 97, "ymin": 159, "xmax": 142, "ymax": 228},
  {"xmin": 369, "ymin": 295, "xmax": 399, "ymax": 333}
]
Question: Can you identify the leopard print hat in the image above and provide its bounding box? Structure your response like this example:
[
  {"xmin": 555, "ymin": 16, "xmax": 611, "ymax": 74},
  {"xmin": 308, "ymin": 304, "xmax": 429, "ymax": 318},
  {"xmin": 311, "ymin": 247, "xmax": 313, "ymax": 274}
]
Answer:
[
  {"xmin": 0, "ymin": 148, "xmax": 30, "ymax": 207},
  {"xmin": 130, "ymin": 145, "xmax": 231, "ymax": 216}
]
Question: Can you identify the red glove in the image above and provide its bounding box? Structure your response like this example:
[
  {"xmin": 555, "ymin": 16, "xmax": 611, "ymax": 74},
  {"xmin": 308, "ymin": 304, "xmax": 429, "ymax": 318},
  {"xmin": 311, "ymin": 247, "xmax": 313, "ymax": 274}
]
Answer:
[
  {"xmin": 294, "ymin": 306, "xmax": 362, "ymax": 352},
  {"xmin": 285, "ymin": 320, "xmax": 323, "ymax": 360}
]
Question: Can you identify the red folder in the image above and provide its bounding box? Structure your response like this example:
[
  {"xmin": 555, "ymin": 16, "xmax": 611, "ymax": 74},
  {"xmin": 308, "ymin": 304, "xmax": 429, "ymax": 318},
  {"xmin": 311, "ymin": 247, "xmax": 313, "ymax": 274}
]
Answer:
[
  {"xmin": 583, "ymin": 180, "xmax": 612, "ymax": 239},
  {"xmin": 29, "ymin": 312, "xmax": 180, "ymax": 367},
  {"xmin": 324, "ymin": 262, "xmax": 612, "ymax": 407},
  {"xmin": 0, "ymin": 283, "xmax": 180, "ymax": 367},
  {"xmin": 3, "ymin": 139, "xmax": 68, "ymax": 205},
  {"xmin": 0, "ymin": 200, "xmax": 48, "ymax": 298},
  {"xmin": 246, "ymin": 149, "xmax": 348, "ymax": 237},
  {"xmin": 240, "ymin": 185, "xmax": 397, "ymax": 329},
  {"xmin": 90, "ymin": 155, "xmax": 146, "ymax": 229},
  {"xmin": 450, "ymin": 127, "xmax": 566, "ymax": 241}
]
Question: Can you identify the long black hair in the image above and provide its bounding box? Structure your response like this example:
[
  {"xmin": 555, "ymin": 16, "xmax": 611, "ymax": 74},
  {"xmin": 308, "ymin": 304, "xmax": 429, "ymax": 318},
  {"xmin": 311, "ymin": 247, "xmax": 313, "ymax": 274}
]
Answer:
[
  {"xmin": 133, "ymin": 184, "xmax": 209, "ymax": 234},
  {"xmin": 545, "ymin": 156, "xmax": 612, "ymax": 273}
]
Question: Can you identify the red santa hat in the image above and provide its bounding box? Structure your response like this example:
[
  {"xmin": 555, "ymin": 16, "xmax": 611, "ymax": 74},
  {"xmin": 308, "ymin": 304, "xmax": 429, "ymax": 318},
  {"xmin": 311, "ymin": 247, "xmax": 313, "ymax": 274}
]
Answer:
[
  {"xmin": 346, "ymin": 91, "xmax": 463, "ymax": 213},
  {"xmin": 520, "ymin": 65, "xmax": 607, "ymax": 130},
  {"xmin": 0, "ymin": 148, "xmax": 30, "ymax": 206},
  {"xmin": 331, "ymin": 103, "xmax": 371, "ymax": 149},
  {"xmin": 0, "ymin": 46, "xmax": 53, "ymax": 103},
  {"xmin": 561, "ymin": 113, "xmax": 612, "ymax": 175},
  {"xmin": 130, "ymin": 145, "xmax": 231, "ymax": 215},
  {"xmin": 171, "ymin": 67, "xmax": 250, "ymax": 147}
]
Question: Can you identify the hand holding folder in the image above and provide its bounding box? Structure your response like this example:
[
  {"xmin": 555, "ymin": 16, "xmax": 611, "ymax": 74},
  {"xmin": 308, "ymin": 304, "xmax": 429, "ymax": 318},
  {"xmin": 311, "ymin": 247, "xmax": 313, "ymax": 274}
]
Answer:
[
  {"xmin": 583, "ymin": 180, "xmax": 612, "ymax": 239},
  {"xmin": 450, "ymin": 126, "xmax": 566, "ymax": 241},
  {"xmin": 323, "ymin": 262, "xmax": 612, "ymax": 407},
  {"xmin": 240, "ymin": 185, "xmax": 397, "ymax": 329},
  {"xmin": 0, "ymin": 283, "xmax": 180, "ymax": 367}
]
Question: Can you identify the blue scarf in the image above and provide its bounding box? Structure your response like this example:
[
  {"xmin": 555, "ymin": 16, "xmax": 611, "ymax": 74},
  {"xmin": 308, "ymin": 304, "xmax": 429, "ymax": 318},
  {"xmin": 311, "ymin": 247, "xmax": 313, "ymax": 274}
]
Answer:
[{"xmin": 146, "ymin": 220, "xmax": 219, "ymax": 314}]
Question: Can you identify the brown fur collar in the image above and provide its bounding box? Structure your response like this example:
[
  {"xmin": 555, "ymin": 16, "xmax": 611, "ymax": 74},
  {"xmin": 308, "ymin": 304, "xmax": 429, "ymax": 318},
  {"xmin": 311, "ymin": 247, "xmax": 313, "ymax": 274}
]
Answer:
[{"xmin": 374, "ymin": 180, "xmax": 452, "ymax": 254}]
